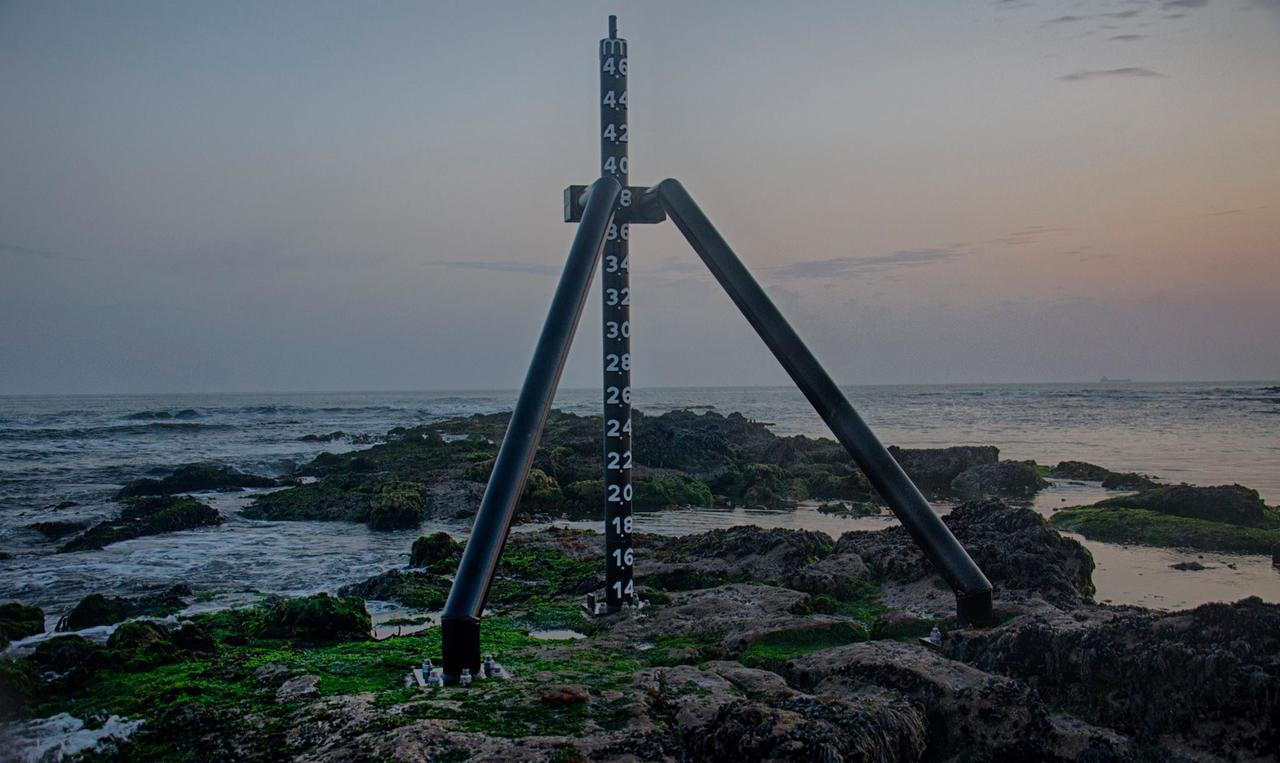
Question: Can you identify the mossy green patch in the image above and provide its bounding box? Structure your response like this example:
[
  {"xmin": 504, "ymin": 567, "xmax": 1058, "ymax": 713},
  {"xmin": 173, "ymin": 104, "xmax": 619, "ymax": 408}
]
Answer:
[
  {"xmin": 740, "ymin": 621, "xmax": 869, "ymax": 671},
  {"xmin": 0, "ymin": 602, "xmax": 44, "ymax": 648},
  {"xmin": 1052, "ymin": 507, "xmax": 1280, "ymax": 555},
  {"xmin": 255, "ymin": 593, "xmax": 372, "ymax": 643},
  {"xmin": 633, "ymin": 476, "xmax": 713, "ymax": 508}
]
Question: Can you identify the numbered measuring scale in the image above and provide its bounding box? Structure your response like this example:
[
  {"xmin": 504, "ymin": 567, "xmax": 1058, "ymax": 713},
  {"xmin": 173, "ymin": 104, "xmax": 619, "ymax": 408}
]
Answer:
[{"xmin": 597, "ymin": 15, "xmax": 639, "ymax": 614}]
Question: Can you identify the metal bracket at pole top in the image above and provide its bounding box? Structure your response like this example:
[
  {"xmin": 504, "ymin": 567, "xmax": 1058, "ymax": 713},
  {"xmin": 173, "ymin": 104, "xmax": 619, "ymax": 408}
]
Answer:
[{"xmin": 564, "ymin": 184, "xmax": 666, "ymax": 225}]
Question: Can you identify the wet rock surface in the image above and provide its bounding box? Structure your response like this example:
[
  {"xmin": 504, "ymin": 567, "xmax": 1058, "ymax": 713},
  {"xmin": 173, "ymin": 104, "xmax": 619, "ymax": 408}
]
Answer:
[
  {"xmin": 837, "ymin": 499, "xmax": 1096, "ymax": 606},
  {"xmin": 55, "ymin": 585, "xmax": 193, "ymax": 631},
  {"xmin": 0, "ymin": 602, "xmax": 44, "ymax": 648},
  {"xmin": 1048, "ymin": 460, "xmax": 1160, "ymax": 491},
  {"xmin": 59, "ymin": 495, "xmax": 224, "ymax": 553},
  {"xmin": 115, "ymin": 463, "xmax": 280, "ymax": 498},
  {"xmin": 233, "ymin": 410, "xmax": 1067, "ymax": 531},
  {"xmin": 1053, "ymin": 483, "xmax": 1280, "ymax": 555},
  {"xmin": 950, "ymin": 459, "xmax": 1047, "ymax": 500},
  {"xmin": 4, "ymin": 500, "xmax": 1278, "ymax": 761},
  {"xmin": 1094, "ymin": 483, "xmax": 1278, "ymax": 527},
  {"xmin": 887, "ymin": 445, "xmax": 998, "ymax": 494},
  {"xmin": 945, "ymin": 596, "xmax": 1280, "ymax": 759}
]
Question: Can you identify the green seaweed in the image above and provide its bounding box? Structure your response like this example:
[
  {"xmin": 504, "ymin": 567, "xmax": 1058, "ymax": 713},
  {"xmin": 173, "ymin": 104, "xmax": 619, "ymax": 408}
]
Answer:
[
  {"xmin": 740, "ymin": 621, "xmax": 870, "ymax": 671},
  {"xmin": 1051, "ymin": 507, "xmax": 1280, "ymax": 555}
]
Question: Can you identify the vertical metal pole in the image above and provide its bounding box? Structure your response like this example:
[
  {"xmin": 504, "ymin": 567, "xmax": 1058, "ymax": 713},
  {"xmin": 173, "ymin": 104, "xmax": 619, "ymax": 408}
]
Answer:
[{"xmin": 600, "ymin": 16, "xmax": 635, "ymax": 611}]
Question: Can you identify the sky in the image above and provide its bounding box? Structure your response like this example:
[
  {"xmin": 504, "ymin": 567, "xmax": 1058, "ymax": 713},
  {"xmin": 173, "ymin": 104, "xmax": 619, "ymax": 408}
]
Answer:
[{"xmin": 1, "ymin": 0, "xmax": 1277, "ymax": 394}]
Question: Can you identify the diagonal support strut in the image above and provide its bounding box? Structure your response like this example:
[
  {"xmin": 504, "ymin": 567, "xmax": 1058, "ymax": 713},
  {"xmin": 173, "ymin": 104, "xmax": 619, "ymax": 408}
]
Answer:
[
  {"xmin": 649, "ymin": 178, "xmax": 994, "ymax": 626},
  {"xmin": 440, "ymin": 176, "xmax": 622, "ymax": 682}
]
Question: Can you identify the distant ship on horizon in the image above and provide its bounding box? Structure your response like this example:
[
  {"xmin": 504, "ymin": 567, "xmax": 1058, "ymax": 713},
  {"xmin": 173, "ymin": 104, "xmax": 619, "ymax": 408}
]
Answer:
[{"xmin": 1099, "ymin": 376, "xmax": 1133, "ymax": 383}]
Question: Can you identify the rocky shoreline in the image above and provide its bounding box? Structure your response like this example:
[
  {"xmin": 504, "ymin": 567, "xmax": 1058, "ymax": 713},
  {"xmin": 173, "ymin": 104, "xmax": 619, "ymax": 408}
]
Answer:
[
  {"xmin": 2, "ymin": 500, "xmax": 1278, "ymax": 761},
  {"xmin": 3, "ymin": 407, "xmax": 1279, "ymax": 760},
  {"xmin": 18, "ymin": 408, "xmax": 1276, "ymax": 564}
]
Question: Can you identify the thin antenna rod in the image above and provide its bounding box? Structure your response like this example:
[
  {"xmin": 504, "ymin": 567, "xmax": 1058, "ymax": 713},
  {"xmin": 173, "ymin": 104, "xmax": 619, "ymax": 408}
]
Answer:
[{"xmin": 609, "ymin": 15, "xmax": 618, "ymax": 39}]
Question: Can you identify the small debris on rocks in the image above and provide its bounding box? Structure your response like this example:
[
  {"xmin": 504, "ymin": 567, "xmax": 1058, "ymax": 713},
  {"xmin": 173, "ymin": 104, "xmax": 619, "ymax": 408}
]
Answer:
[{"xmin": 538, "ymin": 684, "xmax": 591, "ymax": 705}]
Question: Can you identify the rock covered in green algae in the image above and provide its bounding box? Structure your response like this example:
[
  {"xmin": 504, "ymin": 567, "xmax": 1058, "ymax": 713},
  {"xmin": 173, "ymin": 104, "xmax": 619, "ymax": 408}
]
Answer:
[
  {"xmin": 0, "ymin": 602, "xmax": 44, "ymax": 648},
  {"xmin": 1052, "ymin": 506, "xmax": 1280, "ymax": 555},
  {"xmin": 1052, "ymin": 483, "xmax": 1280, "ymax": 554},
  {"xmin": 56, "ymin": 585, "xmax": 192, "ymax": 631},
  {"xmin": 365, "ymin": 481, "xmax": 428, "ymax": 530},
  {"xmin": 255, "ymin": 593, "xmax": 371, "ymax": 643},
  {"xmin": 115, "ymin": 463, "xmax": 280, "ymax": 498},
  {"xmin": 1093, "ymin": 483, "xmax": 1278, "ymax": 527},
  {"xmin": 24, "ymin": 519, "xmax": 88, "ymax": 541},
  {"xmin": 106, "ymin": 620, "xmax": 215, "ymax": 671},
  {"xmin": 1048, "ymin": 460, "xmax": 1159, "ymax": 490},
  {"xmin": 242, "ymin": 409, "xmax": 886, "ymax": 527},
  {"xmin": 408, "ymin": 531, "xmax": 461, "ymax": 568},
  {"xmin": 816, "ymin": 500, "xmax": 880, "ymax": 517},
  {"xmin": 338, "ymin": 569, "xmax": 450, "ymax": 610},
  {"xmin": 59, "ymin": 495, "xmax": 224, "ymax": 552}
]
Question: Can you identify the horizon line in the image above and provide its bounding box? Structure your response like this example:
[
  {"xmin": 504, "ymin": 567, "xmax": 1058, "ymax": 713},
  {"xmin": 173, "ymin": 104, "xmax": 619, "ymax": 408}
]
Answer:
[{"xmin": 1, "ymin": 378, "xmax": 1276, "ymax": 399}]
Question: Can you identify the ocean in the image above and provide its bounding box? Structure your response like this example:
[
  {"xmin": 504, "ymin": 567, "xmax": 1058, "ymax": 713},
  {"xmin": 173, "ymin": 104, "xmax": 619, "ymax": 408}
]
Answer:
[{"xmin": 1, "ymin": 382, "xmax": 1278, "ymax": 622}]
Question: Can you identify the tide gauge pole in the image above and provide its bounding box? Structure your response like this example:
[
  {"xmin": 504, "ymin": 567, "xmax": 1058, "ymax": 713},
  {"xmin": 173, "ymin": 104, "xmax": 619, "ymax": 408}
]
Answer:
[
  {"xmin": 441, "ymin": 14, "xmax": 995, "ymax": 684},
  {"xmin": 599, "ymin": 15, "xmax": 635, "ymax": 612}
]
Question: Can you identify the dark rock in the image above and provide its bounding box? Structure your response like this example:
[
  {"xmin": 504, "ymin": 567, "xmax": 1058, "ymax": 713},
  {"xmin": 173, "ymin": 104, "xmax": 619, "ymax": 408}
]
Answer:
[
  {"xmin": 365, "ymin": 482, "xmax": 426, "ymax": 530},
  {"xmin": 1048, "ymin": 461, "xmax": 1159, "ymax": 491},
  {"xmin": 338, "ymin": 569, "xmax": 449, "ymax": 610},
  {"xmin": 1170, "ymin": 561, "xmax": 1207, "ymax": 571},
  {"xmin": 409, "ymin": 531, "xmax": 461, "ymax": 569},
  {"xmin": 1048, "ymin": 460, "xmax": 1113, "ymax": 481},
  {"xmin": 816, "ymin": 501, "xmax": 880, "ymax": 517},
  {"xmin": 298, "ymin": 431, "xmax": 346, "ymax": 442},
  {"xmin": 255, "ymin": 594, "xmax": 371, "ymax": 643},
  {"xmin": 1094, "ymin": 484, "xmax": 1276, "ymax": 527},
  {"xmin": 642, "ymin": 662, "xmax": 928, "ymax": 762},
  {"xmin": 9, "ymin": 636, "xmax": 105, "ymax": 712},
  {"xmin": 60, "ymin": 495, "xmax": 224, "ymax": 552},
  {"xmin": 0, "ymin": 602, "xmax": 44, "ymax": 648},
  {"xmin": 784, "ymin": 550, "xmax": 871, "ymax": 602},
  {"xmin": 887, "ymin": 445, "xmax": 1000, "ymax": 493},
  {"xmin": 25, "ymin": 520, "xmax": 88, "ymax": 540},
  {"xmin": 1100, "ymin": 472, "xmax": 1160, "ymax": 491},
  {"xmin": 837, "ymin": 499, "xmax": 1095, "ymax": 606},
  {"xmin": 56, "ymin": 585, "xmax": 191, "ymax": 631},
  {"xmin": 116, "ymin": 463, "xmax": 278, "ymax": 498},
  {"xmin": 248, "ymin": 409, "xmax": 878, "ymax": 527},
  {"xmin": 107, "ymin": 620, "xmax": 183, "ymax": 669},
  {"xmin": 945, "ymin": 597, "xmax": 1280, "ymax": 757},
  {"xmin": 640, "ymin": 526, "xmax": 834, "ymax": 591},
  {"xmin": 29, "ymin": 634, "xmax": 103, "ymax": 675},
  {"xmin": 786, "ymin": 640, "xmax": 1135, "ymax": 761},
  {"xmin": 951, "ymin": 460, "xmax": 1047, "ymax": 500},
  {"xmin": 49, "ymin": 500, "xmax": 80, "ymax": 510},
  {"xmin": 104, "ymin": 620, "xmax": 213, "ymax": 671},
  {"xmin": 608, "ymin": 584, "xmax": 821, "ymax": 657}
]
